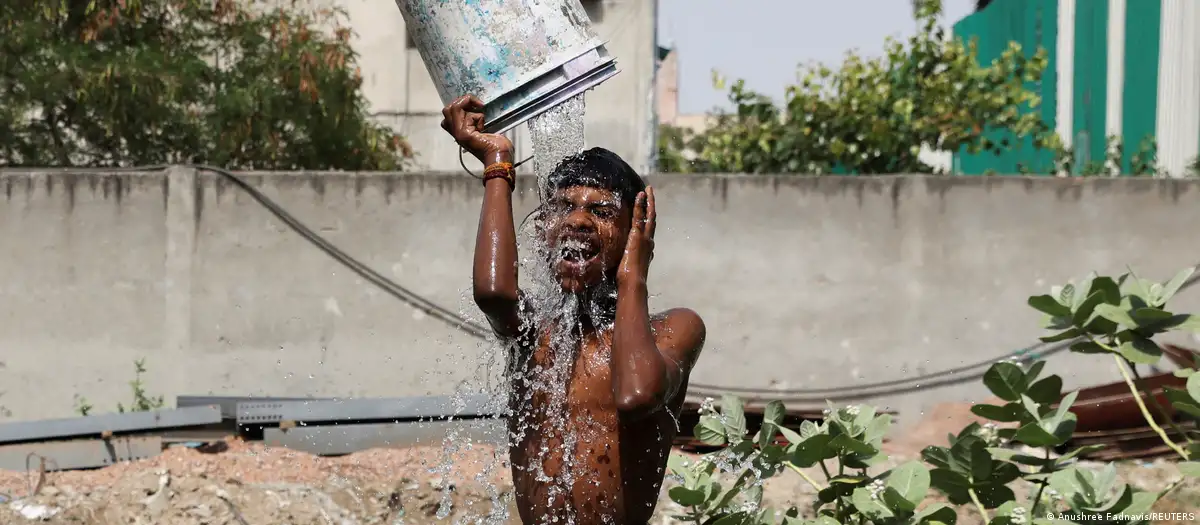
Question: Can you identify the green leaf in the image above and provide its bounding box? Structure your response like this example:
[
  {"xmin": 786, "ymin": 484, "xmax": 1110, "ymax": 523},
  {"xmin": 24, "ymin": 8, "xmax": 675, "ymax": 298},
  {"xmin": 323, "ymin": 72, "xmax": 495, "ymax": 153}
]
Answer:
[
  {"xmin": 762, "ymin": 400, "xmax": 785, "ymax": 426},
  {"xmin": 1026, "ymin": 376, "xmax": 1063, "ymax": 405},
  {"xmin": 1094, "ymin": 304, "xmax": 1137, "ymax": 328},
  {"xmin": 1090, "ymin": 276, "xmax": 1122, "ymax": 305},
  {"xmin": 1055, "ymin": 444, "xmax": 1106, "ymax": 464},
  {"xmin": 885, "ymin": 461, "xmax": 930, "ymax": 509},
  {"xmin": 1189, "ymin": 374, "xmax": 1200, "ymax": 404},
  {"xmin": 982, "ymin": 362, "xmax": 1027, "ymax": 401},
  {"xmin": 970, "ymin": 403, "xmax": 1023, "ymax": 422},
  {"xmin": 1028, "ymin": 295, "xmax": 1070, "ymax": 316},
  {"xmin": 1179, "ymin": 402, "xmax": 1200, "ymax": 420},
  {"xmin": 1160, "ymin": 267, "xmax": 1194, "ymax": 305},
  {"xmin": 1121, "ymin": 490, "xmax": 1160, "ymax": 516},
  {"xmin": 1025, "ymin": 361, "xmax": 1047, "ymax": 383},
  {"xmin": 1118, "ymin": 338, "xmax": 1163, "ymax": 365},
  {"xmin": 778, "ymin": 426, "xmax": 804, "ymax": 451},
  {"xmin": 1173, "ymin": 368, "xmax": 1196, "ymax": 378},
  {"xmin": 911, "ymin": 502, "xmax": 956, "ymax": 525},
  {"xmin": 829, "ymin": 434, "xmax": 876, "ymax": 456},
  {"xmin": 1069, "ymin": 341, "xmax": 1109, "ymax": 354},
  {"xmin": 1013, "ymin": 421, "xmax": 1071, "ymax": 447},
  {"xmin": 721, "ymin": 394, "xmax": 747, "ymax": 441},
  {"xmin": 696, "ymin": 414, "xmax": 727, "ymax": 446},
  {"xmin": 851, "ymin": 487, "xmax": 894, "ymax": 519},
  {"xmin": 669, "ymin": 486, "xmax": 707, "ymax": 506},
  {"xmin": 921, "ymin": 446, "xmax": 952, "ymax": 470},
  {"xmin": 1071, "ymin": 276, "xmax": 1094, "ymax": 312},
  {"xmin": 987, "ymin": 448, "xmax": 1050, "ymax": 466},
  {"xmin": 928, "ymin": 469, "xmax": 972, "ymax": 505},
  {"xmin": 1039, "ymin": 328, "xmax": 1080, "ymax": 343},
  {"xmin": 1072, "ymin": 291, "xmax": 1106, "ymax": 326},
  {"xmin": 1057, "ymin": 284, "xmax": 1075, "ymax": 307},
  {"xmin": 863, "ymin": 414, "xmax": 892, "ymax": 445},
  {"xmin": 791, "ymin": 434, "xmax": 835, "ymax": 467},
  {"xmin": 667, "ymin": 453, "xmax": 694, "ymax": 483},
  {"xmin": 973, "ymin": 483, "xmax": 1016, "ymax": 508},
  {"xmin": 1131, "ymin": 307, "xmax": 1175, "ymax": 327},
  {"xmin": 798, "ymin": 420, "xmax": 821, "ymax": 439},
  {"xmin": 1050, "ymin": 468, "xmax": 1083, "ymax": 501}
]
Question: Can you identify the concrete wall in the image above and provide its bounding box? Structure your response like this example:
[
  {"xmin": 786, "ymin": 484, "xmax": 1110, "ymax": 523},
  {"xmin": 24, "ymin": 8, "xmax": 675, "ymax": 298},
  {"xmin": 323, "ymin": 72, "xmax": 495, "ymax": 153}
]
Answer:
[
  {"xmin": 3, "ymin": 169, "xmax": 1200, "ymax": 428},
  {"xmin": 323, "ymin": 0, "xmax": 657, "ymax": 173}
]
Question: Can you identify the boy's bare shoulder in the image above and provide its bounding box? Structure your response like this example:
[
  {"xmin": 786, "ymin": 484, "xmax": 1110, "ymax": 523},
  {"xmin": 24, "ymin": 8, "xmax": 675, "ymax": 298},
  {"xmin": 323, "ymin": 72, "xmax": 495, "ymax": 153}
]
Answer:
[{"xmin": 651, "ymin": 308, "xmax": 707, "ymax": 356}]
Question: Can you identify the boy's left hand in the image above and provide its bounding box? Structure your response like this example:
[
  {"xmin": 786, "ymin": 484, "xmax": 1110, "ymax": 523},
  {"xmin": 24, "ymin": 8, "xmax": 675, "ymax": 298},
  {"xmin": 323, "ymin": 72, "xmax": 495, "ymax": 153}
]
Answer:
[{"xmin": 617, "ymin": 187, "xmax": 656, "ymax": 287}]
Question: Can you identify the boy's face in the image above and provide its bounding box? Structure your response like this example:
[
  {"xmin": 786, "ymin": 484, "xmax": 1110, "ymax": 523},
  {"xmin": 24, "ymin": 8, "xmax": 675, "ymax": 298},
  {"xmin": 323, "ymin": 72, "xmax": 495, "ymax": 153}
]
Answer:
[{"xmin": 541, "ymin": 185, "xmax": 631, "ymax": 294}]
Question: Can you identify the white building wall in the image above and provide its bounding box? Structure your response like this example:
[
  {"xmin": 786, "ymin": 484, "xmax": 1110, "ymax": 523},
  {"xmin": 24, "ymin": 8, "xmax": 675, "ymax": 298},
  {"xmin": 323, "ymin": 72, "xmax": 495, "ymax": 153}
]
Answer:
[
  {"xmin": 298, "ymin": 0, "xmax": 654, "ymax": 173},
  {"xmin": 1156, "ymin": 0, "xmax": 1200, "ymax": 177}
]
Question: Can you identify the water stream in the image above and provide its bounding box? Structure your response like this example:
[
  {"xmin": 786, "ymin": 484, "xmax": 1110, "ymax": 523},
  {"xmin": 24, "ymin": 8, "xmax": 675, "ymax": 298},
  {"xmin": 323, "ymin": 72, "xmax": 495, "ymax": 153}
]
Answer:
[{"xmin": 429, "ymin": 95, "xmax": 595, "ymax": 525}]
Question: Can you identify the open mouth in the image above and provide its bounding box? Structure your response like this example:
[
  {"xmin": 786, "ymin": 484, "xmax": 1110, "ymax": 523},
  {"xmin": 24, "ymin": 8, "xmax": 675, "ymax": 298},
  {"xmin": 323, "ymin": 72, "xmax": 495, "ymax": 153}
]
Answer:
[{"xmin": 558, "ymin": 236, "xmax": 601, "ymax": 264}]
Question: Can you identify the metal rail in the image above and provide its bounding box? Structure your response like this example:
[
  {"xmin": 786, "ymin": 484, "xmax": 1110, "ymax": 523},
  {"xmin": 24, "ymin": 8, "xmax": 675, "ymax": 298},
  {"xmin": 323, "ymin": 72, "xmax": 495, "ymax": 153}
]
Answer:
[
  {"xmin": 262, "ymin": 419, "xmax": 507, "ymax": 456},
  {"xmin": 176, "ymin": 395, "xmax": 328, "ymax": 419},
  {"xmin": 235, "ymin": 395, "xmax": 506, "ymax": 425},
  {"xmin": 0, "ymin": 405, "xmax": 222, "ymax": 445},
  {"xmin": 0, "ymin": 436, "xmax": 162, "ymax": 471}
]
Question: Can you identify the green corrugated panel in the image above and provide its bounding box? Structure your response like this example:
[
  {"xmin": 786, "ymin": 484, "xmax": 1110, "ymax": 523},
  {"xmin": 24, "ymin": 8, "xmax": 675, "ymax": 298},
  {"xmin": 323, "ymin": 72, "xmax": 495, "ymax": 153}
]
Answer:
[
  {"xmin": 951, "ymin": 0, "xmax": 1058, "ymax": 175},
  {"xmin": 1121, "ymin": 0, "xmax": 1161, "ymax": 173},
  {"xmin": 1072, "ymin": 0, "xmax": 1109, "ymax": 168}
]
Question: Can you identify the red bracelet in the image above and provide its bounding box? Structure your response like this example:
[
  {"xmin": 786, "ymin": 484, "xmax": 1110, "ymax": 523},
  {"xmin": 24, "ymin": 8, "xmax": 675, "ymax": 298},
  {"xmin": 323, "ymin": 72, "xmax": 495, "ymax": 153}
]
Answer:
[{"xmin": 483, "ymin": 162, "xmax": 515, "ymax": 190}]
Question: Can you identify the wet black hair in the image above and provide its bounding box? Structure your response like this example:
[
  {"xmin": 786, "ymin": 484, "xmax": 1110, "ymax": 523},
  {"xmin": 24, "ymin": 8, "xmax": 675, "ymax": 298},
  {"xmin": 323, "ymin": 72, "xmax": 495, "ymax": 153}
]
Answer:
[{"xmin": 543, "ymin": 147, "xmax": 646, "ymax": 212}]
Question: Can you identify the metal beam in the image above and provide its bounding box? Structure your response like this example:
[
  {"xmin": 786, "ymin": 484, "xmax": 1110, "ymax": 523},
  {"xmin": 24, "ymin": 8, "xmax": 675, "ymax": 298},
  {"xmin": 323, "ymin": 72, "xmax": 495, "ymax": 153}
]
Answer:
[
  {"xmin": 0, "ymin": 405, "xmax": 222, "ymax": 445},
  {"xmin": 177, "ymin": 395, "xmax": 327, "ymax": 419},
  {"xmin": 0, "ymin": 436, "xmax": 162, "ymax": 471},
  {"xmin": 236, "ymin": 395, "xmax": 506, "ymax": 425},
  {"xmin": 262, "ymin": 419, "xmax": 507, "ymax": 456}
]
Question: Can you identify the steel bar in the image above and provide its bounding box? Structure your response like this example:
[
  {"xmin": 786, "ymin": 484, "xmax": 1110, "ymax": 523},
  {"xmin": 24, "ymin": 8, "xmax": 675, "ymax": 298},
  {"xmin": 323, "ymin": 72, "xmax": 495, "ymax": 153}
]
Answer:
[
  {"xmin": 0, "ymin": 406, "xmax": 222, "ymax": 445},
  {"xmin": 262, "ymin": 419, "xmax": 507, "ymax": 456},
  {"xmin": 0, "ymin": 436, "xmax": 161, "ymax": 471},
  {"xmin": 236, "ymin": 395, "xmax": 505, "ymax": 425},
  {"xmin": 177, "ymin": 395, "xmax": 328, "ymax": 419}
]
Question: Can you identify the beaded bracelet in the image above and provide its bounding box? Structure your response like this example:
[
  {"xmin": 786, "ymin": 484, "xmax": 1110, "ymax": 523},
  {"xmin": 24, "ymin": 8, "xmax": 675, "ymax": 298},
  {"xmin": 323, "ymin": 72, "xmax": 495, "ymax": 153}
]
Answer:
[{"xmin": 483, "ymin": 161, "xmax": 515, "ymax": 190}]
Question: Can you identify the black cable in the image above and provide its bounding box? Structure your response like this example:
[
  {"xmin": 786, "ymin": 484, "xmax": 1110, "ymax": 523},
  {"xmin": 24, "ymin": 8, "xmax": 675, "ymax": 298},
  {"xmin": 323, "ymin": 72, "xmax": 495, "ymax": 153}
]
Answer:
[
  {"xmin": 685, "ymin": 344, "xmax": 1058, "ymax": 397},
  {"xmin": 70, "ymin": 164, "xmax": 494, "ymax": 339},
  {"xmin": 190, "ymin": 164, "xmax": 494, "ymax": 339},
  {"xmin": 47, "ymin": 165, "xmax": 1200, "ymax": 399}
]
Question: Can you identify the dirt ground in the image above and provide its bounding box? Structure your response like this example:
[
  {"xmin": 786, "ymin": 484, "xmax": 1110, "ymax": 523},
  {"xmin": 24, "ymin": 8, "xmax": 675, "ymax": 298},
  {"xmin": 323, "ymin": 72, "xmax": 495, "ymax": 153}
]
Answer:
[{"xmin": 1, "ymin": 406, "xmax": 1197, "ymax": 525}]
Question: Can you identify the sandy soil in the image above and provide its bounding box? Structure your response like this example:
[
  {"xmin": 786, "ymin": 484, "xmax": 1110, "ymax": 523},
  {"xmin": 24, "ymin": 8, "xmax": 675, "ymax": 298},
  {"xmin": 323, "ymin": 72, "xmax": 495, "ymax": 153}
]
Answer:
[{"xmin": 0, "ymin": 406, "xmax": 1196, "ymax": 525}]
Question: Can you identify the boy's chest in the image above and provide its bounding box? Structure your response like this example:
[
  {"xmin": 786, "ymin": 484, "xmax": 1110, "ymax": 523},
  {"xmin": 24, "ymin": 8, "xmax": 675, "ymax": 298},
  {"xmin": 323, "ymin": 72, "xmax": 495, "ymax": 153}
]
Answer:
[{"xmin": 522, "ymin": 332, "xmax": 617, "ymax": 409}]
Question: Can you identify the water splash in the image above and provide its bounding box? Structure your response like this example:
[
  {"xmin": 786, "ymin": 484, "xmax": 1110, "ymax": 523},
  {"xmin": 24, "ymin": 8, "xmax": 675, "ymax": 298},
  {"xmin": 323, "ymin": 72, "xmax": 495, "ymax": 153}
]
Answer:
[
  {"xmin": 429, "ymin": 94, "xmax": 614, "ymax": 525},
  {"xmin": 528, "ymin": 94, "xmax": 587, "ymax": 189}
]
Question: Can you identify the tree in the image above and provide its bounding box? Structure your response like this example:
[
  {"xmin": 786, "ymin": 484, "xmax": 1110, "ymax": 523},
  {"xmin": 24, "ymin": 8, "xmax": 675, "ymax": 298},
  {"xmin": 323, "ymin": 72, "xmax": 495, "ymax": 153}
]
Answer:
[
  {"xmin": 0, "ymin": 0, "xmax": 411, "ymax": 170},
  {"xmin": 667, "ymin": 0, "xmax": 1054, "ymax": 175}
]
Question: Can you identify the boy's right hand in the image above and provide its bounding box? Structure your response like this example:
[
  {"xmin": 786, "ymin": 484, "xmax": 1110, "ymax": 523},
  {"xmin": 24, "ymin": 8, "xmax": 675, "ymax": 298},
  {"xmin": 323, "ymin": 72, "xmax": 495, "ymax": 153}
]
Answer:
[{"xmin": 441, "ymin": 95, "xmax": 513, "ymax": 166}]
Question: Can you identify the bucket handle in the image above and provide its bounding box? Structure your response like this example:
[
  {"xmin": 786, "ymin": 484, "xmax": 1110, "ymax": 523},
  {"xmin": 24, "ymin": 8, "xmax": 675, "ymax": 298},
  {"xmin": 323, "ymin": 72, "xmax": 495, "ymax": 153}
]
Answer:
[{"xmin": 458, "ymin": 147, "xmax": 535, "ymax": 179}]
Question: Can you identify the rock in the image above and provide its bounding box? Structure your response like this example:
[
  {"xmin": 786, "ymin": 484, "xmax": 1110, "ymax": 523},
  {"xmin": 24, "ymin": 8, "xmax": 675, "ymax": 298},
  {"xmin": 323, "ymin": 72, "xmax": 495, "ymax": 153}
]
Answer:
[
  {"xmin": 189, "ymin": 503, "xmax": 213, "ymax": 519},
  {"xmin": 9, "ymin": 501, "xmax": 60, "ymax": 521}
]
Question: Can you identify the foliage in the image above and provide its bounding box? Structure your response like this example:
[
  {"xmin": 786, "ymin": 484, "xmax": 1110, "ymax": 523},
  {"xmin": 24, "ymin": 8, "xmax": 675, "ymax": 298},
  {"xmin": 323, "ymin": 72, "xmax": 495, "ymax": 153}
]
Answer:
[
  {"xmin": 118, "ymin": 357, "xmax": 165, "ymax": 413},
  {"xmin": 658, "ymin": 0, "xmax": 1172, "ymax": 177},
  {"xmin": 669, "ymin": 266, "xmax": 1200, "ymax": 525},
  {"xmin": 0, "ymin": 0, "xmax": 411, "ymax": 170},
  {"xmin": 75, "ymin": 358, "xmax": 164, "ymax": 416},
  {"xmin": 663, "ymin": 0, "xmax": 1055, "ymax": 175},
  {"xmin": 658, "ymin": 124, "xmax": 699, "ymax": 173}
]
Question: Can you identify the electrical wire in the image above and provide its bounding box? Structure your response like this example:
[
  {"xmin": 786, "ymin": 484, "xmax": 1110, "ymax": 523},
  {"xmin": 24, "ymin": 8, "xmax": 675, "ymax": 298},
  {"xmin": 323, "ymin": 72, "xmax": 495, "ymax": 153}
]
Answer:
[{"xmin": 45, "ymin": 165, "xmax": 1200, "ymax": 400}]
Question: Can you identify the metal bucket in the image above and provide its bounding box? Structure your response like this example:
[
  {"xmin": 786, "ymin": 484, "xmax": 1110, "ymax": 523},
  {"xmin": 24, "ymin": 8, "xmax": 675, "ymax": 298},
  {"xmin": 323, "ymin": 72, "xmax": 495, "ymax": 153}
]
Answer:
[{"xmin": 395, "ymin": 0, "xmax": 619, "ymax": 134}]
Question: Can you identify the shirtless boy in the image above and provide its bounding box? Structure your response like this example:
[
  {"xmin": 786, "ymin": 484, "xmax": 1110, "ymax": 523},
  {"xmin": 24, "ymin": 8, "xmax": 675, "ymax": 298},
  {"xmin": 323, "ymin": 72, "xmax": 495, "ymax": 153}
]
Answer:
[{"xmin": 441, "ymin": 95, "xmax": 707, "ymax": 525}]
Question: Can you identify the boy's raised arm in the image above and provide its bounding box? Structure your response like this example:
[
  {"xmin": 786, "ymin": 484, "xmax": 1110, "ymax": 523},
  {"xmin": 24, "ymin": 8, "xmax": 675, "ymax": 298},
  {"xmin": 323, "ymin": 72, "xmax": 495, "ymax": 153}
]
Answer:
[{"xmin": 441, "ymin": 95, "xmax": 522, "ymax": 337}]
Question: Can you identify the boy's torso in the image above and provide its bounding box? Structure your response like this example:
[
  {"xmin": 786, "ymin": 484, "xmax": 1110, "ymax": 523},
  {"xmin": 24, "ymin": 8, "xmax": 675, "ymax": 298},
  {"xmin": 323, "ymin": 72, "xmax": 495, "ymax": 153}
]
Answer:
[{"xmin": 507, "ymin": 325, "xmax": 682, "ymax": 525}]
